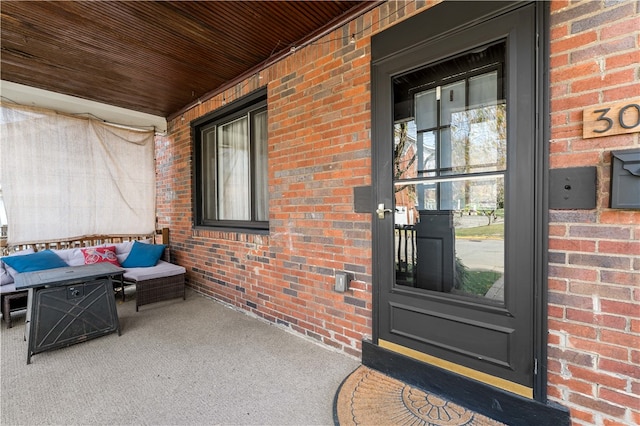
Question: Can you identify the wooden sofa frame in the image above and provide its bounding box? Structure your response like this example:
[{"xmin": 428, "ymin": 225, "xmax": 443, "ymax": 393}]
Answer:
[{"xmin": 2, "ymin": 229, "xmax": 166, "ymax": 255}]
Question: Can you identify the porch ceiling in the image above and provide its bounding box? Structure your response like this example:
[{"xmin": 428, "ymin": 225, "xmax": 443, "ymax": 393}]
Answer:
[{"xmin": 1, "ymin": 1, "xmax": 373, "ymax": 120}]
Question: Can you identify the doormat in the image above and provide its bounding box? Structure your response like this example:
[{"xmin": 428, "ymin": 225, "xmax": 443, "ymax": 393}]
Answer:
[{"xmin": 334, "ymin": 366, "xmax": 506, "ymax": 426}]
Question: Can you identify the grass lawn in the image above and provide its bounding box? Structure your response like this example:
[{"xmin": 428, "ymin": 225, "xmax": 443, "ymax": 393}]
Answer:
[
  {"xmin": 456, "ymin": 223, "xmax": 504, "ymax": 239},
  {"xmin": 459, "ymin": 270, "xmax": 502, "ymax": 296}
]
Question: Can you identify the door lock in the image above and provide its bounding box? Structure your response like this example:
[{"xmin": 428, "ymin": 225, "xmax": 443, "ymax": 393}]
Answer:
[{"xmin": 376, "ymin": 203, "xmax": 393, "ymax": 219}]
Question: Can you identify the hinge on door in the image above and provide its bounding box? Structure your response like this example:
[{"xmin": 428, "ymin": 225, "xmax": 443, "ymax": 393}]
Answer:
[{"xmin": 534, "ymin": 358, "xmax": 538, "ymax": 375}]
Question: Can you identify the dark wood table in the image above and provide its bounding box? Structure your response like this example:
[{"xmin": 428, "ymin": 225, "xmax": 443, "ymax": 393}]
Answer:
[{"xmin": 15, "ymin": 263, "xmax": 123, "ymax": 364}]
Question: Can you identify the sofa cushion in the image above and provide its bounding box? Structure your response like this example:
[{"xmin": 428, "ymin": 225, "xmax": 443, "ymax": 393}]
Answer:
[
  {"xmin": 1, "ymin": 248, "xmax": 35, "ymax": 285},
  {"xmin": 114, "ymin": 239, "xmax": 151, "ymax": 264},
  {"xmin": 123, "ymin": 260, "xmax": 186, "ymax": 282},
  {"xmin": 121, "ymin": 241, "xmax": 166, "ymax": 268},
  {"xmin": 1, "ymin": 250, "xmax": 68, "ymax": 273},
  {"xmin": 0, "ymin": 282, "xmax": 18, "ymax": 294},
  {"xmin": 0, "ymin": 268, "xmax": 12, "ymax": 286},
  {"xmin": 52, "ymin": 248, "xmax": 86, "ymax": 267},
  {"xmin": 113, "ymin": 241, "xmax": 134, "ymax": 263},
  {"xmin": 81, "ymin": 246, "xmax": 121, "ymax": 266}
]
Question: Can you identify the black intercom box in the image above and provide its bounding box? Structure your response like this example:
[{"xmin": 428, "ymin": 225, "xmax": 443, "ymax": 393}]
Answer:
[{"xmin": 549, "ymin": 167, "xmax": 597, "ymax": 210}]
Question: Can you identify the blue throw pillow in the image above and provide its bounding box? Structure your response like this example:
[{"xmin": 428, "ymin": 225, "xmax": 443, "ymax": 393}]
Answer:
[
  {"xmin": 121, "ymin": 241, "xmax": 166, "ymax": 268},
  {"xmin": 1, "ymin": 250, "xmax": 68, "ymax": 273}
]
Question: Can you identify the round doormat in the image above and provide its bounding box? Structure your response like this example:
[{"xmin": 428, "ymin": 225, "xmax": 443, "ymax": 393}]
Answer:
[{"xmin": 334, "ymin": 366, "xmax": 506, "ymax": 426}]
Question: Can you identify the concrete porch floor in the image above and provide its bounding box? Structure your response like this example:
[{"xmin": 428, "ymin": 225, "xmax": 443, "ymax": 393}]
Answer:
[
  {"xmin": 1, "ymin": 289, "xmax": 359, "ymax": 425},
  {"xmin": 1, "ymin": 286, "xmax": 529, "ymax": 426}
]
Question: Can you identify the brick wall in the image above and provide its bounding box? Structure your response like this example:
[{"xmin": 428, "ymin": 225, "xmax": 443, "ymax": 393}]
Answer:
[
  {"xmin": 156, "ymin": 1, "xmax": 638, "ymax": 424},
  {"xmin": 547, "ymin": 1, "xmax": 639, "ymax": 425},
  {"xmin": 155, "ymin": 1, "xmax": 433, "ymax": 359}
]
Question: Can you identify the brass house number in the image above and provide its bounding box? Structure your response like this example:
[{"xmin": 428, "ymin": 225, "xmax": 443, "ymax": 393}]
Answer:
[{"xmin": 583, "ymin": 99, "xmax": 640, "ymax": 139}]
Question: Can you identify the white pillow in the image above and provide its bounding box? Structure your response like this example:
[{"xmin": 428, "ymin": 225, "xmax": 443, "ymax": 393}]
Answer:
[
  {"xmin": 0, "ymin": 267, "xmax": 13, "ymax": 286},
  {"xmin": 52, "ymin": 247, "xmax": 85, "ymax": 267}
]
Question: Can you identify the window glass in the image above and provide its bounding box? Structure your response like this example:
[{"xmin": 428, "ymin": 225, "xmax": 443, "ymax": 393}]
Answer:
[
  {"xmin": 193, "ymin": 89, "xmax": 268, "ymax": 230},
  {"xmin": 202, "ymin": 125, "xmax": 217, "ymax": 221},
  {"xmin": 253, "ymin": 110, "xmax": 269, "ymax": 221}
]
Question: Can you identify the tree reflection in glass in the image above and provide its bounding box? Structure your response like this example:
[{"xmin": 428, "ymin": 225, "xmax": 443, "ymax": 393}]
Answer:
[{"xmin": 392, "ymin": 41, "xmax": 507, "ymax": 304}]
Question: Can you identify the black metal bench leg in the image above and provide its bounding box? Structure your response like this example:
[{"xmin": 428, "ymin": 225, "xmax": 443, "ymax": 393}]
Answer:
[{"xmin": 120, "ymin": 275, "xmax": 125, "ymax": 302}]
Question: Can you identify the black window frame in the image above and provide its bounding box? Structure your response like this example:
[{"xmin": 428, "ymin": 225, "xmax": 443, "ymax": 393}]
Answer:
[{"xmin": 192, "ymin": 88, "xmax": 269, "ymax": 233}]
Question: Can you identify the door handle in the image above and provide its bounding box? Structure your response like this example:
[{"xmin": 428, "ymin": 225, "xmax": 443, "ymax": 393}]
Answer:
[{"xmin": 376, "ymin": 203, "xmax": 393, "ymax": 219}]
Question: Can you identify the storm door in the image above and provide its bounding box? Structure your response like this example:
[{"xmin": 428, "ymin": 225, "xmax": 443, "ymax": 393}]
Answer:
[{"xmin": 372, "ymin": 3, "xmax": 539, "ymax": 396}]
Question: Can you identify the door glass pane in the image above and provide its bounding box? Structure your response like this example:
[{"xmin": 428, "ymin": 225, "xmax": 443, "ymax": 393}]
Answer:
[
  {"xmin": 470, "ymin": 72, "xmax": 498, "ymax": 106},
  {"xmin": 448, "ymin": 103, "xmax": 506, "ymax": 175},
  {"xmin": 440, "ymin": 81, "xmax": 466, "ymax": 127},
  {"xmin": 394, "ymin": 178, "xmax": 504, "ymax": 302},
  {"xmin": 415, "ymin": 89, "xmax": 437, "ymax": 131},
  {"xmin": 392, "ymin": 40, "xmax": 506, "ymax": 304}
]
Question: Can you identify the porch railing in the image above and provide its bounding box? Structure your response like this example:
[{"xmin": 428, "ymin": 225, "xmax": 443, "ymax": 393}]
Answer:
[{"xmin": 395, "ymin": 224, "xmax": 416, "ymax": 286}]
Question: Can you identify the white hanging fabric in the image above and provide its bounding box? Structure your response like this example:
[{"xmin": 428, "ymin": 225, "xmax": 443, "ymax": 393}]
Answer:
[{"xmin": 0, "ymin": 103, "xmax": 156, "ymax": 245}]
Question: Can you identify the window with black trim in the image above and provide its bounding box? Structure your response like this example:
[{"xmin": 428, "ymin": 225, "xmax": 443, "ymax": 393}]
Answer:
[{"xmin": 192, "ymin": 88, "xmax": 268, "ymax": 231}]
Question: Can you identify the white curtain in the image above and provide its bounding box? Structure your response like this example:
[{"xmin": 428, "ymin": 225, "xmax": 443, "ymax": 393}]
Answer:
[
  {"xmin": 217, "ymin": 117, "xmax": 248, "ymax": 220},
  {"xmin": 0, "ymin": 103, "xmax": 156, "ymax": 245}
]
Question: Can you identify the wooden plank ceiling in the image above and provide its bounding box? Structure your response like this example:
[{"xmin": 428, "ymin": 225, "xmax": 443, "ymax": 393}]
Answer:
[{"xmin": 1, "ymin": 1, "xmax": 372, "ymax": 119}]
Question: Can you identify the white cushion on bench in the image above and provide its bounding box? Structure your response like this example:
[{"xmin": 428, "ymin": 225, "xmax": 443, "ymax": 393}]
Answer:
[
  {"xmin": 0, "ymin": 282, "xmax": 18, "ymax": 294},
  {"xmin": 122, "ymin": 260, "xmax": 185, "ymax": 282},
  {"xmin": 52, "ymin": 248, "xmax": 86, "ymax": 266}
]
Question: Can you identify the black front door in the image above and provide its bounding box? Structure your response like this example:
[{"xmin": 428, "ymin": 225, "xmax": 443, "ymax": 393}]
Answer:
[{"xmin": 371, "ymin": 2, "xmax": 541, "ymax": 397}]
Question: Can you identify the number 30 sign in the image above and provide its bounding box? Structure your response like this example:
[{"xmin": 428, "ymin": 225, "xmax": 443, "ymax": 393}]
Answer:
[{"xmin": 583, "ymin": 99, "xmax": 640, "ymax": 139}]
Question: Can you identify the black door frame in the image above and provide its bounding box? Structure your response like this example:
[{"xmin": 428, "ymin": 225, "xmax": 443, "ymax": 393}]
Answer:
[{"xmin": 368, "ymin": 0, "xmax": 553, "ymax": 407}]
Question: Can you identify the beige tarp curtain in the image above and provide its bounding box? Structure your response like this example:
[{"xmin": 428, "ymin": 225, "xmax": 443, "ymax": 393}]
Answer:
[{"xmin": 0, "ymin": 103, "xmax": 156, "ymax": 245}]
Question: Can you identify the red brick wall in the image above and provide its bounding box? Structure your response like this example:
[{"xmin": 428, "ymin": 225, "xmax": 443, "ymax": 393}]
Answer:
[
  {"xmin": 156, "ymin": 1, "xmax": 638, "ymax": 424},
  {"xmin": 547, "ymin": 1, "xmax": 639, "ymax": 425},
  {"xmin": 155, "ymin": 1, "xmax": 434, "ymax": 359}
]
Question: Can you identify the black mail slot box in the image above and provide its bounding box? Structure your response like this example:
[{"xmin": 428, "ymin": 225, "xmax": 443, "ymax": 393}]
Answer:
[{"xmin": 610, "ymin": 149, "xmax": 640, "ymax": 209}]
